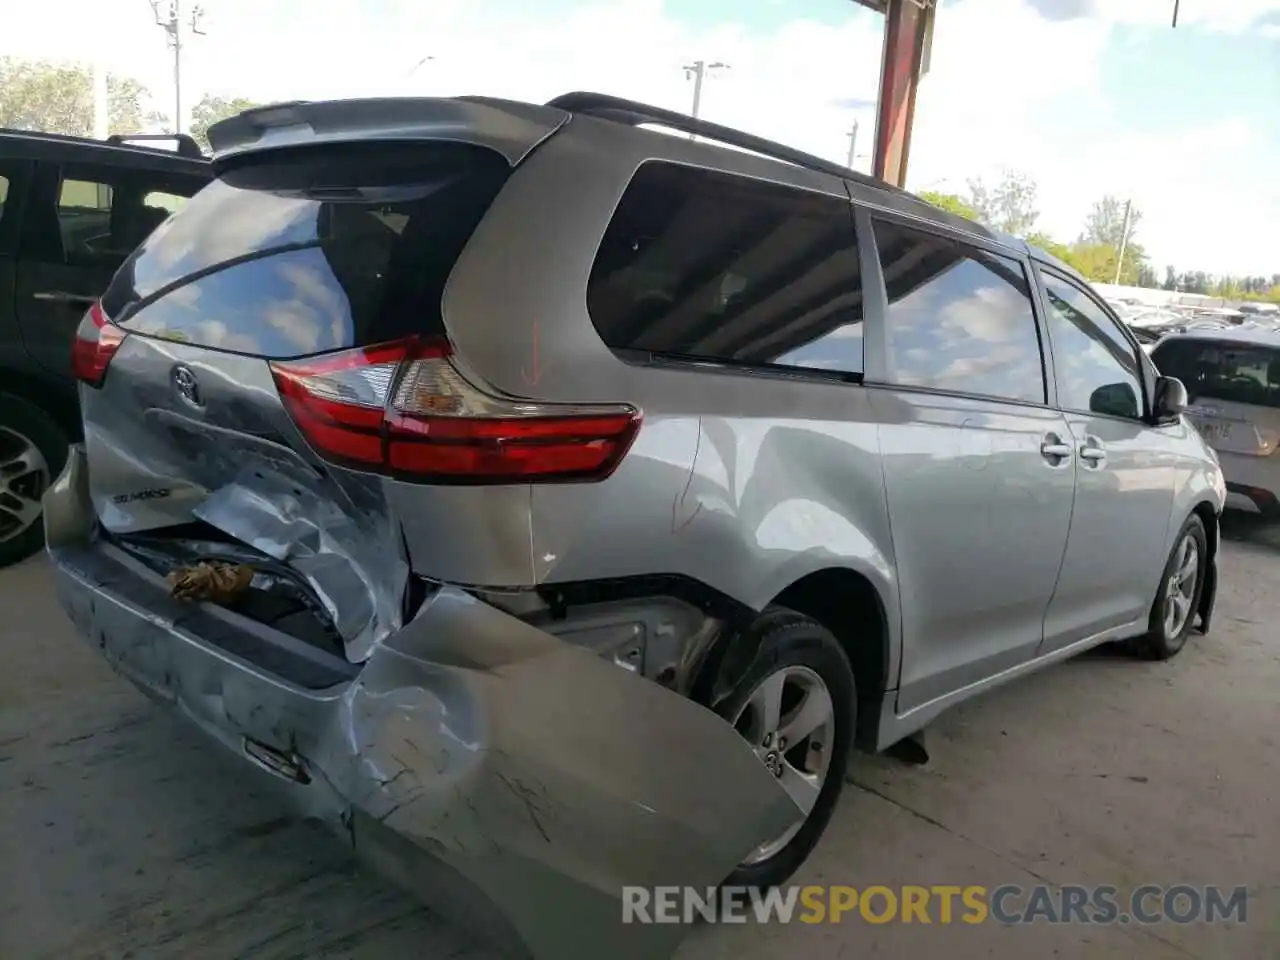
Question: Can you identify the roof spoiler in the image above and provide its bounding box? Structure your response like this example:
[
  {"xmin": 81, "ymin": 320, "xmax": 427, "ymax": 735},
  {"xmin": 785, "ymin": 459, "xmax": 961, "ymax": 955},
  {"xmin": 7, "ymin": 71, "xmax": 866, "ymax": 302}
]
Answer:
[
  {"xmin": 205, "ymin": 97, "xmax": 570, "ymax": 166},
  {"xmin": 106, "ymin": 132, "xmax": 204, "ymax": 159}
]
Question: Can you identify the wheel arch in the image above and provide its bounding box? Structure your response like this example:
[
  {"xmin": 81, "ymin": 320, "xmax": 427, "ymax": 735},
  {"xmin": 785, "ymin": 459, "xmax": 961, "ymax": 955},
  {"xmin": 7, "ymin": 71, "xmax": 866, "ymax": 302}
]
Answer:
[
  {"xmin": 0, "ymin": 373, "xmax": 81, "ymax": 443},
  {"xmin": 692, "ymin": 564, "xmax": 896, "ymax": 752}
]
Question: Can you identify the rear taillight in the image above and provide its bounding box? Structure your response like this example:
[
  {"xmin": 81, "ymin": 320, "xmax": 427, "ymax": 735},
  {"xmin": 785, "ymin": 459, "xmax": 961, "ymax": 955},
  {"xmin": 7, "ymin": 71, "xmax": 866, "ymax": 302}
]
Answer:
[
  {"xmin": 270, "ymin": 338, "xmax": 641, "ymax": 484},
  {"xmin": 71, "ymin": 301, "xmax": 127, "ymax": 388}
]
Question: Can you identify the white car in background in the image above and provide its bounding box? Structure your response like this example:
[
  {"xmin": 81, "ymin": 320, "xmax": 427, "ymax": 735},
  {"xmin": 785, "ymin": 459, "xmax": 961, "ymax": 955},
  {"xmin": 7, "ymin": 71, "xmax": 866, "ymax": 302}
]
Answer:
[{"xmin": 1149, "ymin": 326, "xmax": 1280, "ymax": 516}]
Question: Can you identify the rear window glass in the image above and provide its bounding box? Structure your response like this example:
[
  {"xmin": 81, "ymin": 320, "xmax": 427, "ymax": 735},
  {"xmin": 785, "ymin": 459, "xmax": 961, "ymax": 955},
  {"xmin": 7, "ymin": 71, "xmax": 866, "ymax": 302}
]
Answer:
[
  {"xmin": 103, "ymin": 143, "xmax": 509, "ymax": 358},
  {"xmin": 1152, "ymin": 339, "xmax": 1280, "ymax": 408}
]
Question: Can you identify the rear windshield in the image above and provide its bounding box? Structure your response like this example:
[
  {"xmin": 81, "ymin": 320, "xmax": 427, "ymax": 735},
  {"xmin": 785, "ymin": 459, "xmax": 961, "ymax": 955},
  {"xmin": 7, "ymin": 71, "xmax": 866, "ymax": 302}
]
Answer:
[
  {"xmin": 102, "ymin": 142, "xmax": 509, "ymax": 358},
  {"xmin": 1152, "ymin": 338, "xmax": 1280, "ymax": 408}
]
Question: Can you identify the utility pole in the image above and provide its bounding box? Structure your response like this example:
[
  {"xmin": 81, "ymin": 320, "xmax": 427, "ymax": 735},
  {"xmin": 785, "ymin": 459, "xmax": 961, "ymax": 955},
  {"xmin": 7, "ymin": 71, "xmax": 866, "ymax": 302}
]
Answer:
[
  {"xmin": 151, "ymin": 0, "xmax": 206, "ymax": 134},
  {"xmin": 1114, "ymin": 198, "xmax": 1134, "ymax": 285},
  {"xmin": 845, "ymin": 119, "xmax": 860, "ymax": 169},
  {"xmin": 1171, "ymin": 0, "xmax": 1180, "ymax": 27},
  {"xmin": 682, "ymin": 60, "xmax": 728, "ymax": 134}
]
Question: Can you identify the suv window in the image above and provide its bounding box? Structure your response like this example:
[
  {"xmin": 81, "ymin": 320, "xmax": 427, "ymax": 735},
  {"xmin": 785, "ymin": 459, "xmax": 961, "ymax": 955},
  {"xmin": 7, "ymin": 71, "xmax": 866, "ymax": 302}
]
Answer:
[
  {"xmin": 874, "ymin": 219, "xmax": 1045, "ymax": 404},
  {"xmin": 57, "ymin": 165, "xmax": 205, "ymax": 270},
  {"xmin": 1152, "ymin": 338, "xmax": 1280, "ymax": 409},
  {"xmin": 105, "ymin": 142, "xmax": 510, "ymax": 358},
  {"xmin": 1038, "ymin": 270, "xmax": 1143, "ymax": 419},
  {"xmin": 587, "ymin": 162, "xmax": 865, "ymax": 379}
]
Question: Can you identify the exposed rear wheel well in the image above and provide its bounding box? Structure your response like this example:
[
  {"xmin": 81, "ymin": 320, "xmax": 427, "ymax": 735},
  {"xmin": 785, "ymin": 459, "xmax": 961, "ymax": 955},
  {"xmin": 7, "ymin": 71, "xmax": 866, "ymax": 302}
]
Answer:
[
  {"xmin": 773, "ymin": 569, "xmax": 888, "ymax": 750},
  {"xmin": 693, "ymin": 568, "xmax": 889, "ymax": 751}
]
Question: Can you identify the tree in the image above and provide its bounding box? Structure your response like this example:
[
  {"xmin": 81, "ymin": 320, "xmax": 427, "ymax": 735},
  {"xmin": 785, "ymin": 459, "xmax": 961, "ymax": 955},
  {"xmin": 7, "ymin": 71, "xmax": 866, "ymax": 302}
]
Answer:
[
  {"xmin": 0, "ymin": 57, "xmax": 164, "ymax": 136},
  {"xmin": 1135, "ymin": 263, "xmax": 1159, "ymax": 288},
  {"xmin": 1082, "ymin": 195, "xmax": 1142, "ymax": 249},
  {"xmin": 918, "ymin": 190, "xmax": 980, "ymax": 221},
  {"xmin": 189, "ymin": 94, "xmax": 261, "ymax": 151},
  {"xmin": 1163, "ymin": 265, "xmax": 1178, "ymax": 291},
  {"xmin": 1026, "ymin": 231, "xmax": 1072, "ymax": 262},
  {"xmin": 966, "ymin": 170, "xmax": 1040, "ymax": 236}
]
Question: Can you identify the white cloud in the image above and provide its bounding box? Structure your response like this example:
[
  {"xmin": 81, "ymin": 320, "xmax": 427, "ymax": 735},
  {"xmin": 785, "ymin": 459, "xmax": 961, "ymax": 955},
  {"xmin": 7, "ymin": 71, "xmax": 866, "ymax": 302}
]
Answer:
[{"xmin": 1, "ymin": 0, "xmax": 1274, "ymax": 275}]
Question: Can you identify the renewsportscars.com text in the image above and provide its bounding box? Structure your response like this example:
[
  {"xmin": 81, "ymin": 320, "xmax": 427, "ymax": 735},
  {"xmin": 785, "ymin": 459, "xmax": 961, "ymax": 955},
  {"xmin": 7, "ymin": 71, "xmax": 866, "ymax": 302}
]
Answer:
[{"xmin": 622, "ymin": 884, "xmax": 1248, "ymax": 926}]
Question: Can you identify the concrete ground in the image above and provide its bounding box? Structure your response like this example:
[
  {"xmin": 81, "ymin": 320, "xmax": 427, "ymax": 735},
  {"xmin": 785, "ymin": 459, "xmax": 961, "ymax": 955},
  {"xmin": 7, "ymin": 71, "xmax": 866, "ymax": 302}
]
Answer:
[{"xmin": 1, "ymin": 518, "xmax": 1277, "ymax": 959}]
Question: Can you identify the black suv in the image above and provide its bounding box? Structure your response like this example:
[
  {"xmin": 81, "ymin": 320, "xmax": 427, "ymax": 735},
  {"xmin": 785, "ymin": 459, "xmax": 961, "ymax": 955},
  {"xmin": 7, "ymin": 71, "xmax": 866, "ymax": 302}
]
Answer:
[{"xmin": 0, "ymin": 130, "xmax": 210, "ymax": 566}]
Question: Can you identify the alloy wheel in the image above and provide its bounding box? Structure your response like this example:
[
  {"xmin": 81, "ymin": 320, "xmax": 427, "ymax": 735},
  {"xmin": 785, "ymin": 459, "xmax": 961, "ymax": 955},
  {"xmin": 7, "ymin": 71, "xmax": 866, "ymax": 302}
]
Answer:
[
  {"xmin": 731, "ymin": 664, "xmax": 835, "ymax": 864},
  {"xmin": 1163, "ymin": 533, "xmax": 1200, "ymax": 638},
  {"xmin": 0, "ymin": 426, "xmax": 50, "ymax": 543}
]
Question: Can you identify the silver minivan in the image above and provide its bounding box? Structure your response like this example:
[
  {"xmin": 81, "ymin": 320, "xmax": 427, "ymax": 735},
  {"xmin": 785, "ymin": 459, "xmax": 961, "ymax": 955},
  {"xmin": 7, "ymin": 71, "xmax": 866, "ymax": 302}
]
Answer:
[{"xmin": 44, "ymin": 93, "xmax": 1225, "ymax": 959}]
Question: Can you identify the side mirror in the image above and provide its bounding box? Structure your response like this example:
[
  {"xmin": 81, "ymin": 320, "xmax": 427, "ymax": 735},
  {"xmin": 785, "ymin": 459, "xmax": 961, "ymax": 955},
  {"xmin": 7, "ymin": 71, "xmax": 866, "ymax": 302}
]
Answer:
[{"xmin": 1153, "ymin": 376, "xmax": 1188, "ymax": 419}]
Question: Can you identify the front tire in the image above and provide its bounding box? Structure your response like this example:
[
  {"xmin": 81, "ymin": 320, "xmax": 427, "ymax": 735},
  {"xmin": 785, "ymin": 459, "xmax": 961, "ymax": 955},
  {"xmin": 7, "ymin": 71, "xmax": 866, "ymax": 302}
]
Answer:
[
  {"xmin": 1127, "ymin": 514, "xmax": 1207, "ymax": 661},
  {"xmin": 714, "ymin": 608, "xmax": 855, "ymax": 890},
  {"xmin": 0, "ymin": 394, "xmax": 68, "ymax": 568}
]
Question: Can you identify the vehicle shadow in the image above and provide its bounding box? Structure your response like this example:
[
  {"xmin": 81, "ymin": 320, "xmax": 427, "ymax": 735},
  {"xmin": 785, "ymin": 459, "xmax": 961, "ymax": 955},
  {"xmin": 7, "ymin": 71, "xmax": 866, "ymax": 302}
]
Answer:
[{"xmin": 1218, "ymin": 508, "xmax": 1280, "ymax": 550}]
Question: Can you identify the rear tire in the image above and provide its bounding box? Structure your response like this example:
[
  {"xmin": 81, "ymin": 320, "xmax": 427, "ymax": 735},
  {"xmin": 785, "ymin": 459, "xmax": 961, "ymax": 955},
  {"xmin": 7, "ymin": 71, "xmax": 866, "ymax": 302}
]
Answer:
[
  {"xmin": 714, "ymin": 608, "xmax": 855, "ymax": 890},
  {"xmin": 0, "ymin": 393, "xmax": 68, "ymax": 568},
  {"xmin": 1126, "ymin": 514, "xmax": 1207, "ymax": 661}
]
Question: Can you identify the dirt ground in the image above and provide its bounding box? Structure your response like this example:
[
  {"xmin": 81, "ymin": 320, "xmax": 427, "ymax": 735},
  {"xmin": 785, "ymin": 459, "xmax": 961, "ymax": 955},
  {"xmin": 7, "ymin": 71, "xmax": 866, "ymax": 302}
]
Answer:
[{"xmin": 1, "ymin": 517, "xmax": 1277, "ymax": 959}]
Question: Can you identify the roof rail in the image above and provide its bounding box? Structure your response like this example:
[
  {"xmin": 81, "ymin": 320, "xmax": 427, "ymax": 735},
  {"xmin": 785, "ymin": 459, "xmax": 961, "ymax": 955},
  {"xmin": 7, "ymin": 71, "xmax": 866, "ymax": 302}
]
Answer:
[
  {"xmin": 106, "ymin": 132, "xmax": 204, "ymax": 159},
  {"xmin": 546, "ymin": 91, "xmax": 905, "ymax": 194}
]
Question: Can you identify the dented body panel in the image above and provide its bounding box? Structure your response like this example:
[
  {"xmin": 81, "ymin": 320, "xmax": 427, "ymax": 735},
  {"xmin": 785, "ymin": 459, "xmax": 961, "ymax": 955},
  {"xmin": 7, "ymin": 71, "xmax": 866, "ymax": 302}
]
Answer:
[
  {"xmin": 47, "ymin": 445, "xmax": 798, "ymax": 959},
  {"xmin": 81, "ymin": 336, "xmax": 407, "ymax": 662}
]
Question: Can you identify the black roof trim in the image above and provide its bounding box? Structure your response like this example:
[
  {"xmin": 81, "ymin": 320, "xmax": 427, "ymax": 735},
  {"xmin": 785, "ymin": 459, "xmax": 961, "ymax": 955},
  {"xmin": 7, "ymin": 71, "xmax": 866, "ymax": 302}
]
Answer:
[{"xmin": 546, "ymin": 91, "xmax": 914, "ymax": 198}]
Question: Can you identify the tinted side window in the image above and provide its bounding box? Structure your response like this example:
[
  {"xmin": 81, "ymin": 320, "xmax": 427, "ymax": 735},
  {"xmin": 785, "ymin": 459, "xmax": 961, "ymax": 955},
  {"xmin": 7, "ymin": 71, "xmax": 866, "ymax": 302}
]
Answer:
[
  {"xmin": 1038, "ymin": 272, "xmax": 1143, "ymax": 419},
  {"xmin": 56, "ymin": 164, "xmax": 206, "ymax": 270},
  {"xmin": 57, "ymin": 177, "xmax": 114, "ymax": 264},
  {"xmin": 874, "ymin": 219, "xmax": 1046, "ymax": 404},
  {"xmin": 588, "ymin": 163, "xmax": 864, "ymax": 379}
]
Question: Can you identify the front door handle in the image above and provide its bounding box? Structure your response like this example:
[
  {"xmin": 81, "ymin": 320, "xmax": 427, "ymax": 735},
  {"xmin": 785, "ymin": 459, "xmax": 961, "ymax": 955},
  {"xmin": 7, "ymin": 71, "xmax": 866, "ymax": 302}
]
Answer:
[
  {"xmin": 33, "ymin": 290, "xmax": 97, "ymax": 306},
  {"xmin": 1040, "ymin": 434, "xmax": 1073, "ymax": 462},
  {"xmin": 1079, "ymin": 445, "xmax": 1107, "ymax": 463}
]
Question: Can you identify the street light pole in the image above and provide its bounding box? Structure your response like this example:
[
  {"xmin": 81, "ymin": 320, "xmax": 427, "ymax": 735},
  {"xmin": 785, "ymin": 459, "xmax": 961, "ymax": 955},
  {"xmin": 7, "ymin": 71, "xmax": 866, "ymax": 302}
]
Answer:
[
  {"xmin": 407, "ymin": 55, "xmax": 435, "ymax": 77},
  {"xmin": 846, "ymin": 120, "xmax": 860, "ymax": 169}
]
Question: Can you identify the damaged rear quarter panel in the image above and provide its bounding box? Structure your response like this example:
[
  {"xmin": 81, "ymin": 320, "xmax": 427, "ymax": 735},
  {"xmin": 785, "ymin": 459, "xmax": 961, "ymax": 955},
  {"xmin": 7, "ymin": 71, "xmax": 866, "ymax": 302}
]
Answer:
[
  {"xmin": 81, "ymin": 338, "xmax": 408, "ymax": 662},
  {"xmin": 49, "ymin": 450, "xmax": 799, "ymax": 960},
  {"xmin": 330, "ymin": 587, "xmax": 801, "ymax": 959}
]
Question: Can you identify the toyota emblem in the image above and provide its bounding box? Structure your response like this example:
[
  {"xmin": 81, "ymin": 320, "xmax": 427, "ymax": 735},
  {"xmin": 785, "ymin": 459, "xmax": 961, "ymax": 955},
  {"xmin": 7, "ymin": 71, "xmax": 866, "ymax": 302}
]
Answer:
[{"xmin": 171, "ymin": 365, "xmax": 204, "ymax": 408}]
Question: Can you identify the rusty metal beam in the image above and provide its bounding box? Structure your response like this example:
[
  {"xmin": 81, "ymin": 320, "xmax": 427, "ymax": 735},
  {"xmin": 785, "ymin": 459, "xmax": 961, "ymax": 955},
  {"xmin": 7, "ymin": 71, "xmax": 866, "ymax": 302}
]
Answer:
[{"xmin": 872, "ymin": 0, "xmax": 934, "ymax": 188}]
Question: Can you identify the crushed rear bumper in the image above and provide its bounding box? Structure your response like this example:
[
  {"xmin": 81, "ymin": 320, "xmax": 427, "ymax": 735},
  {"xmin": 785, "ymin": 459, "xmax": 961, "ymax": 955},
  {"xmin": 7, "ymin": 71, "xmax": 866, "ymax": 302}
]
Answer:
[{"xmin": 45, "ymin": 444, "xmax": 798, "ymax": 960}]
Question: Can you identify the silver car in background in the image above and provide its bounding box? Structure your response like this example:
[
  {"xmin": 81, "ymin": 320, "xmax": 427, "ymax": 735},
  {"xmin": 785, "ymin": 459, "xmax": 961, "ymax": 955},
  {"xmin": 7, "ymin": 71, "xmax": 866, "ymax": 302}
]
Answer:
[
  {"xmin": 44, "ymin": 93, "xmax": 1224, "ymax": 959},
  {"xmin": 1150, "ymin": 325, "xmax": 1280, "ymax": 517}
]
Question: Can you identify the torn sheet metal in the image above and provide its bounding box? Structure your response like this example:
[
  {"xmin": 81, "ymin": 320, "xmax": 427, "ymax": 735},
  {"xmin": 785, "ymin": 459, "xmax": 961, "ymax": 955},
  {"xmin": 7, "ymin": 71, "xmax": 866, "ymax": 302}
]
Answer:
[
  {"xmin": 326, "ymin": 590, "xmax": 802, "ymax": 959},
  {"xmin": 48, "ymin": 449, "xmax": 801, "ymax": 959},
  {"xmin": 194, "ymin": 468, "xmax": 406, "ymax": 662}
]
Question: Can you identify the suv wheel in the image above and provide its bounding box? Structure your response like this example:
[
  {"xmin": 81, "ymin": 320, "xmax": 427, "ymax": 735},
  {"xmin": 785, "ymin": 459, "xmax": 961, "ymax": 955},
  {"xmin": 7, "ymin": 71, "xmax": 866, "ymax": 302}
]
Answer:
[
  {"xmin": 1126, "ymin": 514, "xmax": 1207, "ymax": 660},
  {"xmin": 714, "ymin": 608, "xmax": 855, "ymax": 890},
  {"xmin": 0, "ymin": 394, "xmax": 68, "ymax": 568}
]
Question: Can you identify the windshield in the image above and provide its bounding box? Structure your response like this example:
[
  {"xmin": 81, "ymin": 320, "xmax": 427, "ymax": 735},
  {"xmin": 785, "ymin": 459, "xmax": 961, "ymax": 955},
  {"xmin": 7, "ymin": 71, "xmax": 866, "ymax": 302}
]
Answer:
[{"xmin": 1152, "ymin": 338, "xmax": 1280, "ymax": 409}]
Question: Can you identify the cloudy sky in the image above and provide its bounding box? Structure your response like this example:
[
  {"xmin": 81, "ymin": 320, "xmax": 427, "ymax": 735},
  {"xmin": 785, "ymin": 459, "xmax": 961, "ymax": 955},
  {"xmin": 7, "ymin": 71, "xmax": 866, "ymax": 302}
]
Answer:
[{"xmin": 5, "ymin": 0, "xmax": 1277, "ymax": 276}]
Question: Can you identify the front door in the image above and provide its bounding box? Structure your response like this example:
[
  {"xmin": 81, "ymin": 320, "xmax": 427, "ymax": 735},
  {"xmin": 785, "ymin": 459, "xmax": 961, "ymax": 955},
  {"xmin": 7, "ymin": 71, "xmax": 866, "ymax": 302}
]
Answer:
[
  {"xmin": 867, "ymin": 217, "xmax": 1076, "ymax": 714},
  {"xmin": 1037, "ymin": 269, "xmax": 1176, "ymax": 653}
]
